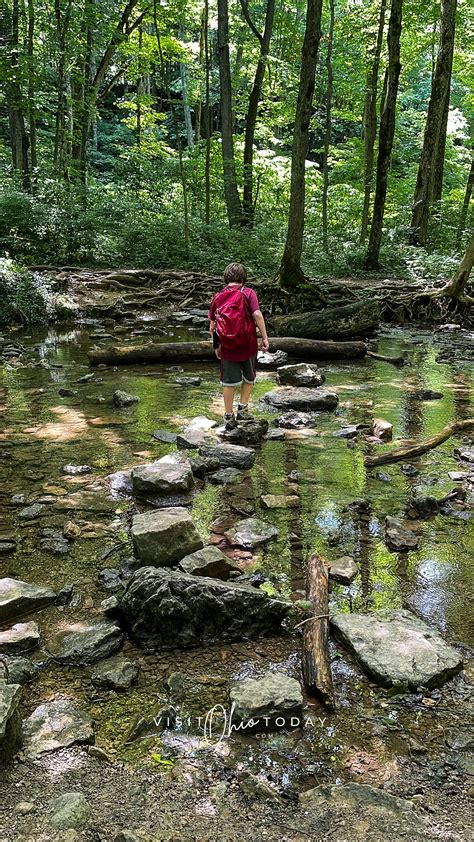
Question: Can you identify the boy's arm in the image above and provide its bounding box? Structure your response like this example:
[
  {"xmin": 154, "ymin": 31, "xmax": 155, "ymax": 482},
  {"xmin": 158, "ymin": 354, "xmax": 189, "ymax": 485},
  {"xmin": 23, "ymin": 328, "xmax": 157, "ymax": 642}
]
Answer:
[
  {"xmin": 253, "ymin": 310, "xmax": 269, "ymax": 351},
  {"xmin": 209, "ymin": 319, "xmax": 216, "ymax": 337}
]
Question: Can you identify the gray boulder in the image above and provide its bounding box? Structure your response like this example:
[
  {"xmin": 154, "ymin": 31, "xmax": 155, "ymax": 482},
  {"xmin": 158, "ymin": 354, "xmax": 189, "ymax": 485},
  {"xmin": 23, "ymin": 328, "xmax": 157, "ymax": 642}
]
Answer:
[
  {"xmin": 275, "ymin": 411, "xmax": 317, "ymax": 428},
  {"xmin": 1, "ymin": 657, "xmax": 35, "ymax": 685},
  {"xmin": 0, "ymin": 622, "xmax": 40, "ymax": 654},
  {"xmin": 224, "ymin": 517, "xmax": 278, "ymax": 548},
  {"xmin": 328, "ymin": 556, "xmax": 358, "ymax": 585},
  {"xmin": 208, "ymin": 467, "xmax": 243, "ymax": 485},
  {"xmin": 221, "ymin": 419, "xmax": 269, "ymax": 445},
  {"xmin": 384, "ymin": 516, "xmax": 419, "ymax": 551},
  {"xmin": 330, "ymin": 608, "xmax": 463, "ymax": 689},
  {"xmin": 0, "ymin": 578, "xmax": 56, "ymax": 623},
  {"xmin": 199, "ymin": 443, "xmax": 256, "ymax": 469},
  {"xmin": 0, "ymin": 681, "xmax": 23, "ymax": 762},
  {"xmin": 262, "ymin": 388, "xmax": 338, "ymax": 411},
  {"xmin": 47, "ymin": 620, "xmax": 123, "ymax": 666},
  {"xmin": 113, "ymin": 390, "xmax": 139, "ymax": 407},
  {"xmin": 120, "ymin": 567, "xmax": 289, "ymax": 649},
  {"xmin": 131, "ymin": 508, "xmax": 203, "ymax": 566},
  {"xmin": 298, "ymin": 783, "xmax": 432, "ymax": 841},
  {"xmin": 131, "ymin": 458, "xmax": 194, "ymax": 496},
  {"xmin": 176, "ymin": 431, "xmax": 213, "ymax": 450},
  {"xmin": 257, "ymin": 350, "xmax": 289, "ymax": 368},
  {"xmin": 23, "ymin": 699, "xmax": 94, "ymax": 758},
  {"xmin": 90, "ymin": 656, "xmax": 139, "ymax": 691},
  {"xmin": 276, "ymin": 363, "xmax": 325, "ymax": 388},
  {"xmin": 178, "ymin": 546, "xmax": 241, "ymax": 580},
  {"xmin": 230, "ymin": 672, "xmax": 303, "ymax": 730},
  {"xmin": 49, "ymin": 792, "xmax": 91, "ymax": 830},
  {"xmin": 454, "ymin": 446, "xmax": 474, "ymax": 463}
]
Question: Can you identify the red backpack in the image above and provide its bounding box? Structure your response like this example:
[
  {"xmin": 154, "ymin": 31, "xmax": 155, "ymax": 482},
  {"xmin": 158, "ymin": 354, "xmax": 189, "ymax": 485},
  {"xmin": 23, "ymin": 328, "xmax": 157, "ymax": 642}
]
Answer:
[{"xmin": 213, "ymin": 285, "xmax": 254, "ymax": 350}]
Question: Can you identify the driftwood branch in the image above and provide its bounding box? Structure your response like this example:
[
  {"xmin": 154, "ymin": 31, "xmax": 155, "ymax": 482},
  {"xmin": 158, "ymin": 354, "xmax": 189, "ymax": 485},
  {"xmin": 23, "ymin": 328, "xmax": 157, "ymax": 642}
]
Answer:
[
  {"xmin": 364, "ymin": 419, "xmax": 474, "ymax": 467},
  {"xmin": 301, "ymin": 554, "xmax": 335, "ymax": 709}
]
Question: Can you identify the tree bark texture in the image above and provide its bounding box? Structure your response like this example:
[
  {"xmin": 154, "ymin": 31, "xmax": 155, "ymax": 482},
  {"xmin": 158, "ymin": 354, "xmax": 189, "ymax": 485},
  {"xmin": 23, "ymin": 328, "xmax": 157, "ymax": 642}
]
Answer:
[
  {"xmin": 364, "ymin": 418, "xmax": 474, "ymax": 467},
  {"xmin": 321, "ymin": 0, "xmax": 334, "ymax": 254},
  {"xmin": 217, "ymin": 0, "xmax": 243, "ymax": 226},
  {"xmin": 270, "ymin": 301, "xmax": 379, "ymax": 339},
  {"xmin": 301, "ymin": 553, "xmax": 335, "ymax": 708}
]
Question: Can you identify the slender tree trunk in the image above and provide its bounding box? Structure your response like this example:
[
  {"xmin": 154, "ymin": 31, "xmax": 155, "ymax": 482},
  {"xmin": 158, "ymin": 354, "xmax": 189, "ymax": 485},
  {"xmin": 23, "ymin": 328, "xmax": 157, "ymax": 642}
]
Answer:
[
  {"xmin": 3, "ymin": 0, "xmax": 31, "ymax": 189},
  {"xmin": 321, "ymin": 0, "xmax": 334, "ymax": 254},
  {"xmin": 409, "ymin": 0, "xmax": 457, "ymax": 246},
  {"xmin": 360, "ymin": 0, "xmax": 387, "ymax": 244},
  {"xmin": 278, "ymin": 0, "xmax": 323, "ymax": 288},
  {"xmin": 217, "ymin": 0, "xmax": 243, "ymax": 226},
  {"xmin": 456, "ymin": 158, "xmax": 473, "ymax": 248},
  {"xmin": 432, "ymin": 91, "xmax": 449, "ymax": 203},
  {"xmin": 194, "ymin": 8, "xmax": 206, "ymax": 144},
  {"xmin": 364, "ymin": 0, "xmax": 403, "ymax": 270},
  {"xmin": 153, "ymin": 0, "xmax": 189, "ymax": 249},
  {"xmin": 26, "ymin": 0, "xmax": 37, "ymax": 176},
  {"xmin": 54, "ymin": 0, "xmax": 72, "ymax": 177},
  {"xmin": 179, "ymin": 26, "xmax": 194, "ymax": 149},
  {"xmin": 204, "ymin": 0, "xmax": 211, "ymax": 224},
  {"xmin": 240, "ymin": 0, "xmax": 275, "ymax": 225}
]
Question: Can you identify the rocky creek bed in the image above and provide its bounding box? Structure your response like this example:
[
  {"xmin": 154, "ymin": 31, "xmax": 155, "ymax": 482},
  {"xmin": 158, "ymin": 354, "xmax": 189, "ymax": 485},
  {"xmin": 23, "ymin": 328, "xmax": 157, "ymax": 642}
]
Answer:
[{"xmin": 0, "ymin": 315, "xmax": 473, "ymax": 841}]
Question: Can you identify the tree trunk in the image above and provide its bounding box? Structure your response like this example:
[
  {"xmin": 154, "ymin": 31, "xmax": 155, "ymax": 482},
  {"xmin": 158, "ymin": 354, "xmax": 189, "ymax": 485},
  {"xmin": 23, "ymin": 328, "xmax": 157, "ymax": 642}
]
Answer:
[
  {"xmin": 321, "ymin": 0, "xmax": 335, "ymax": 254},
  {"xmin": 3, "ymin": 0, "xmax": 31, "ymax": 190},
  {"xmin": 26, "ymin": 0, "xmax": 37, "ymax": 176},
  {"xmin": 270, "ymin": 300, "xmax": 379, "ymax": 340},
  {"xmin": 301, "ymin": 554, "xmax": 334, "ymax": 708},
  {"xmin": 278, "ymin": 0, "xmax": 323, "ymax": 288},
  {"xmin": 439, "ymin": 233, "xmax": 474, "ymax": 299},
  {"xmin": 360, "ymin": 0, "xmax": 387, "ymax": 244},
  {"xmin": 217, "ymin": 0, "xmax": 243, "ymax": 226},
  {"xmin": 179, "ymin": 26, "xmax": 194, "ymax": 149},
  {"xmin": 456, "ymin": 159, "xmax": 473, "ymax": 248},
  {"xmin": 204, "ymin": 0, "xmax": 211, "ymax": 224},
  {"xmin": 432, "ymin": 88, "xmax": 450, "ymax": 204},
  {"xmin": 240, "ymin": 0, "xmax": 276, "ymax": 225},
  {"xmin": 409, "ymin": 0, "xmax": 457, "ymax": 246},
  {"xmin": 364, "ymin": 0, "xmax": 403, "ymax": 269},
  {"xmin": 88, "ymin": 337, "xmax": 368, "ymax": 367}
]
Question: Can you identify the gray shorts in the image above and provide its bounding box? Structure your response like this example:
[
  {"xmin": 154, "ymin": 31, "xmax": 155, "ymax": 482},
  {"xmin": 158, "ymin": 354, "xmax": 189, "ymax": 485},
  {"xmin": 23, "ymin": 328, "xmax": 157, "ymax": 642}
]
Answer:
[{"xmin": 220, "ymin": 355, "xmax": 257, "ymax": 387}]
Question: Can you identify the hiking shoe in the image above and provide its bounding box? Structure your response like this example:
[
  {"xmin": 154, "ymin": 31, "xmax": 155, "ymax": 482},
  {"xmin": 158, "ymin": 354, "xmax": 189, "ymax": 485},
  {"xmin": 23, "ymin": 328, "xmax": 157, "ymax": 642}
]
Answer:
[
  {"xmin": 236, "ymin": 404, "xmax": 255, "ymax": 422},
  {"xmin": 224, "ymin": 412, "xmax": 238, "ymax": 431}
]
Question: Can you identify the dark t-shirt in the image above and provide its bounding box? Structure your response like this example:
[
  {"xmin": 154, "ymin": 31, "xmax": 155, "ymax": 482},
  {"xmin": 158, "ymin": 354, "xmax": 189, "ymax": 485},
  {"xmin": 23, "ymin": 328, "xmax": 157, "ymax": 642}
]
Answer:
[{"xmin": 209, "ymin": 285, "xmax": 260, "ymax": 362}]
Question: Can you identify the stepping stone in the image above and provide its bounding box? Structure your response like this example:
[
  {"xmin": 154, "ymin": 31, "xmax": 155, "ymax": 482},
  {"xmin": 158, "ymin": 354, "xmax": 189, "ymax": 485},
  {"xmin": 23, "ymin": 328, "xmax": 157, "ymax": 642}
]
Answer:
[
  {"xmin": 257, "ymin": 350, "xmax": 289, "ymax": 368},
  {"xmin": 188, "ymin": 454, "xmax": 221, "ymax": 478},
  {"xmin": 330, "ymin": 608, "xmax": 463, "ymax": 689},
  {"xmin": 224, "ymin": 517, "xmax": 278, "ymax": 548},
  {"xmin": 275, "ymin": 411, "xmax": 317, "ymax": 428},
  {"xmin": 47, "ymin": 620, "xmax": 123, "ymax": 666},
  {"xmin": 0, "ymin": 622, "xmax": 40, "ymax": 654},
  {"xmin": 23, "ymin": 699, "xmax": 94, "ymax": 759},
  {"xmin": 262, "ymin": 388, "xmax": 338, "ymax": 411},
  {"xmin": 454, "ymin": 447, "xmax": 474, "ymax": 463},
  {"xmin": 131, "ymin": 507, "xmax": 203, "ymax": 565},
  {"xmin": 18, "ymin": 503, "xmax": 45, "ymax": 520},
  {"xmin": 131, "ymin": 458, "xmax": 194, "ymax": 496},
  {"xmin": 384, "ymin": 517, "xmax": 419, "ymax": 551},
  {"xmin": 230, "ymin": 672, "xmax": 303, "ymax": 729},
  {"xmin": 264, "ymin": 430, "xmax": 286, "ymax": 441},
  {"xmin": 200, "ymin": 443, "xmax": 256, "ymax": 470},
  {"xmin": 276, "ymin": 363, "xmax": 325, "ymax": 387},
  {"xmin": 113, "ymin": 390, "xmax": 139, "ymax": 407},
  {"xmin": 120, "ymin": 567, "xmax": 289, "ymax": 649},
  {"xmin": 260, "ymin": 494, "xmax": 300, "ymax": 510},
  {"xmin": 151, "ymin": 430, "xmax": 177, "ymax": 444},
  {"xmin": 327, "ymin": 556, "xmax": 358, "ymax": 585},
  {"xmin": 175, "ymin": 376, "xmax": 201, "ymax": 386},
  {"xmin": 90, "ymin": 656, "xmax": 139, "ymax": 691},
  {"xmin": 0, "ymin": 578, "xmax": 56, "ymax": 623},
  {"xmin": 178, "ymin": 546, "xmax": 241, "ymax": 580},
  {"xmin": 413, "ymin": 389, "xmax": 444, "ymax": 400},
  {"xmin": 208, "ymin": 467, "xmax": 243, "ymax": 485},
  {"xmin": 221, "ymin": 419, "xmax": 269, "ymax": 445},
  {"xmin": 299, "ymin": 783, "xmax": 432, "ymax": 839},
  {"xmin": 176, "ymin": 431, "xmax": 212, "ymax": 449},
  {"xmin": 0, "ymin": 682, "xmax": 23, "ymax": 762},
  {"xmin": 372, "ymin": 418, "xmax": 393, "ymax": 441},
  {"xmin": 183, "ymin": 416, "xmax": 218, "ymax": 434}
]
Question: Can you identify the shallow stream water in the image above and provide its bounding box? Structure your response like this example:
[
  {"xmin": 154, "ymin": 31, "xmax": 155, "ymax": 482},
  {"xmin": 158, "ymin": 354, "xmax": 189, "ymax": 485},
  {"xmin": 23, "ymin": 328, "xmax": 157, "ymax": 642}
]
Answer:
[{"xmin": 0, "ymin": 318, "xmax": 472, "ymax": 795}]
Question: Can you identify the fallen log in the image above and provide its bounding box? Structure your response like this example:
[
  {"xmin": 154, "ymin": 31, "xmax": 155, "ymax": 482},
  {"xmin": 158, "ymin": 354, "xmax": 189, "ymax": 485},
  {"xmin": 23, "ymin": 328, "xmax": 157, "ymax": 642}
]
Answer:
[
  {"xmin": 364, "ymin": 419, "xmax": 474, "ymax": 468},
  {"xmin": 367, "ymin": 351, "xmax": 407, "ymax": 367},
  {"xmin": 270, "ymin": 301, "xmax": 379, "ymax": 340},
  {"xmin": 301, "ymin": 553, "xmax": 335, "ymax": 709},
  {"xmin": 88, "ymin": 337, "xmax": 367, "ymax": 366}
]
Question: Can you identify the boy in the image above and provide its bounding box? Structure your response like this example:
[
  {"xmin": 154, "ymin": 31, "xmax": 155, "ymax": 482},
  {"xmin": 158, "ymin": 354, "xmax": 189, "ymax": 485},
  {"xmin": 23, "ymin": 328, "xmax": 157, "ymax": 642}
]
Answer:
[{"xmin": 209, "ymin": 263, "xmax": 269, "ymax": 430}]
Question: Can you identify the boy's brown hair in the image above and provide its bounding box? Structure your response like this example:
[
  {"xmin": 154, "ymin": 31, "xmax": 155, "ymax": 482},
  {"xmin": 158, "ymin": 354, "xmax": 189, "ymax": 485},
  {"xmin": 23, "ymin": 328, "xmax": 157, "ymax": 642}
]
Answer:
[{"xmin": 223, "ymin": 263, "xmax": 247, "ymax": 284}]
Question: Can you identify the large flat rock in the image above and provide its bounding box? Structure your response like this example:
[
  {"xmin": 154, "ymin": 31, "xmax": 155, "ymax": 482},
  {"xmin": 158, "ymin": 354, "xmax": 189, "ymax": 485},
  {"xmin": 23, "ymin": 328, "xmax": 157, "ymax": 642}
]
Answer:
[
  {"xmin": 276, "ymin": 363, "xmax": 325, "ymax": 387},
  {"xmin": 0, "ymin": 622, "xmax": 40, "ymax": 654},
  {"xmin": 199, "ymin": 443, "xmax": 256, "ymax": 470},
  {"xmin": 23, "ymin": 699, "xmax": 94, "ymax": 759},
  {"xmin": 262, "ymin": 387, "xmax": 338, "ymax": 411},
  {"xmin": 298, "ymin": 783, "xmax": 432, "ymax": 841},
  {"xmin": 330, "ymin": 609, "xmax": 463, "ymax": 689},
  {"xmin": 0, "ymin": 578, "xmax": 56, "ymax": 623},
  {"xmin": 0, "ymin": 681, "xmax": 23, "ymax": 762},
  {"xmin": 230, "ymin": 672, "xmax": 303, "ymax": 729},
  {"xmin": 224, "ymin": 517, "xmax": 279, "ymax": 548},
  {"xmin": 120, "ymin": 567, "xmax": 289, "ymax": 649},
  {"xmin": 131, "ymin": 507, "xmax": 203, "ymax": 565},
  {"xmin": 131, "ymin": 458, "xmax": 194, "ymax": 496},
  {"xmin": 47, "ymin": 620, "xmax": 124, "ymax": 666}
]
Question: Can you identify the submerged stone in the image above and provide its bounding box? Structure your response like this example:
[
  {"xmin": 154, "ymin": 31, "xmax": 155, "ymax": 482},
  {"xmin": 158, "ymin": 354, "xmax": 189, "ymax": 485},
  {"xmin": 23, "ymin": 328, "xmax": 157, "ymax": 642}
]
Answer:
[
  {"xmin": 120, "ymin": 567, "xmax": 289, "ymax": 649},
  {"xmin": 384, "ymin": 517, "xmax": 419, "ymax": 551},
  {"xmin": 23, "ymin": 699, "xmax": 94, "ymax": 758},
  {"xmin": 113, "ymin": 390, "xmax": 139, "ymax": 407},
  {"xmin": 47, "ymin": 620, "xmax": 123, "ymax": 666},
  {"xmin": 131, "ymin": 508, "xmax": 203, "ymax": 566},
  {"xmin": 230, "ymin": 672, "xmax": 303, "ymax": 729},
  {"xmin": 224, "ymin": 517, "xmax": 279, "ymax": 548},
  {"xmin": 0, "ymin": 578, "xmax": 56, "ymax": 623},
  {"xmin": 199, "ymin": 443, "xmax": 256, "ymax": 470},
  {"xmin": 330, "ymin": 608, "xmax": 463, "ymax": 689},
  {"xmin": 262, "ymin": 388, "xmax": 338, "ymax": 411},
  {"xmin": 328, "ymin": 556, "xmax": 358, "ymax": 585},
  {"xmin": 260, "ymin": 494, "xmax": 300, "ymax": 509}
]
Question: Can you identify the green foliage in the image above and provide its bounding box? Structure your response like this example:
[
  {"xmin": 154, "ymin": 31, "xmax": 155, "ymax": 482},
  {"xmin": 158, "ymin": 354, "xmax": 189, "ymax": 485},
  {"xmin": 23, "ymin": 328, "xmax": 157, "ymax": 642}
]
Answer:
[{"xmin": 0, "ymin": 260, "xmax": 50, "ymax": 325}]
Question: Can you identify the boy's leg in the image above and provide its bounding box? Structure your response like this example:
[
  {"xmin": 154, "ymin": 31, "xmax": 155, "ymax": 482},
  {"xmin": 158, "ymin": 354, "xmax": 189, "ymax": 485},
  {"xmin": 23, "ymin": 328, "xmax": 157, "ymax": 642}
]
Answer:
[
  {"xmin": 223, "ymin": 386, "xmax": 236, "ymax": 414},
  {"xmin": 239, "ymin": 380, "xmax": 253, "ymax": 406},
  {"xmin": 237, "ymin": 356, "xmax": 257, "ymax": 419}
]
